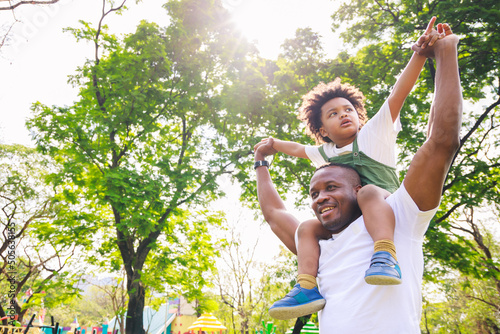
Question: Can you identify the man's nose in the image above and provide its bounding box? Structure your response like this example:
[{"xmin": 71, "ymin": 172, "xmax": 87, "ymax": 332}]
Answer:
[{"xmin": 316, "ymin": 191, "xmax": 328, "ymax": 203}]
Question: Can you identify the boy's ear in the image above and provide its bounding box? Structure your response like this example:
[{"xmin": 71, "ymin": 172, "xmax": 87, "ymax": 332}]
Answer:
[{"xmin": 319, "ymin": 126, "xmax": 328, "ymax": 138}]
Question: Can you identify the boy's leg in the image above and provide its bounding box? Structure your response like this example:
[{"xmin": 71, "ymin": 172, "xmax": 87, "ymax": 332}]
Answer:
[
  {"xmin": 296, "ymin": 218, "xmax": 333, "ymax": 283},
  {"xmin": 358, "ymin": 185, "xmax": 402, "ymax": 285},
  {"xmin": 269, "ymin": 219, "xmax": 330, "ymax": 320}
]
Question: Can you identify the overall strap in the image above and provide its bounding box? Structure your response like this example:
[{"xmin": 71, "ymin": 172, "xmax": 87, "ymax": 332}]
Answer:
[
  {"xmin": 318, "ymin": 145, "xmax": 330, "ymax": 162},
  {"xmin": 352, "ymin": 138, "xmax": 362, "ymax": 166}
]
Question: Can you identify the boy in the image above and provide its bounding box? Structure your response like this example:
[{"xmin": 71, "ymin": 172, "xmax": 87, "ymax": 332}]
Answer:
[{"xmin": 254, "ymin": 17, "xmax": 450, "ymax": 320}]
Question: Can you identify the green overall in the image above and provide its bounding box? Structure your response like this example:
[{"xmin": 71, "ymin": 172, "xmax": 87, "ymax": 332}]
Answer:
[{"xmin": 318, "ymin": 138, "xmax": 400, "ymax": 193}]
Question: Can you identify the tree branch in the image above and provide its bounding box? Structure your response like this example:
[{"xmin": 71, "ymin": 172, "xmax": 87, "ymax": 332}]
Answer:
[
  {"xmin": 0, "ymin": 0, "xmax": 59, "ymax": 11},
  {"xmin": 447, "ymin": 98, "xmax": 500, "ymax": 173}
]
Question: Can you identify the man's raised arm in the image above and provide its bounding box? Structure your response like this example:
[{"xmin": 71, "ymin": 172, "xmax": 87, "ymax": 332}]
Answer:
[
  {"xmin": 404, "ymin": 25, "xmax": 462, "ymax": 211},
  {"xmin": 255, "ymin": 138, "xmax": 300, "ymax": 254}
]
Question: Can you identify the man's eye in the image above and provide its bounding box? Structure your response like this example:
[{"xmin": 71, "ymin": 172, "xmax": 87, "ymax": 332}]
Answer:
[
  {"xmin": 327, "ymin": 185, "xmax": 336, "ymax": 190},
  {"xmin": 311, "ymin": 192, "xmax": 318, "ymax": 198}
]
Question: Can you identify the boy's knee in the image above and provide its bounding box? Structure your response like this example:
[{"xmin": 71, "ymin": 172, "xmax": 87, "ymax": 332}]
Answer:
[
  {"xmin": 297, "ymin": 219, "xmax": 323, "ymax": 238},
  {"xmin": 358, "ymin": 184, "xmax": 383, "ymax": 201},
  {"xmin": 358, "ymin": 185, "xmax": 391, "ymax": 210},
  {"xmin": 297, "ymin": 220, "xmax": 314, "ymax": 236}
]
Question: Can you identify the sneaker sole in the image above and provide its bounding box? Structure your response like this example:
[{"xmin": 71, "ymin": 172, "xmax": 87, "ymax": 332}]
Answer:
[
  {"xmin": 365, "ymin": 274, "xmax": 402, "ymax": 285},
  {"xmin": 269, "ymin": 299, "xmax": 326, "ymax": 320}
]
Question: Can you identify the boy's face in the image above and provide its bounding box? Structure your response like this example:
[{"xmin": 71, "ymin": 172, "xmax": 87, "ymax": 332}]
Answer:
[{"xmin": 319, "ymin": 97, "xmax": 360, "ymax": 147}]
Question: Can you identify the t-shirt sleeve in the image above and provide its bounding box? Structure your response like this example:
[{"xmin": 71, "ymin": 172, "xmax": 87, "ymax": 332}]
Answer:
[
  {"xmin": 357, "ymin": 100, "xmax": 402, "ymax": 167},
  {"xmin": 389, "ymin": 182, "xmax": 438, "ymax": 239},
  {"xmin": 305, "ymin": 145, "xmax": 328, "ymax": 168}
]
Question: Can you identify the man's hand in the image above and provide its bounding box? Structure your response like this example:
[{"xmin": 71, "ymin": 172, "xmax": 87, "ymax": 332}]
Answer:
[{"xmin": 254, "ymin": 137, "xmax": 278, "ymax": 160}]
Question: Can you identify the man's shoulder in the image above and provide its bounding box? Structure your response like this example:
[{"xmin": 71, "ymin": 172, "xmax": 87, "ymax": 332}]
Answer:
[{"xmin": 388, "ymin": 184, "xmax": 438, "ymax": 232}]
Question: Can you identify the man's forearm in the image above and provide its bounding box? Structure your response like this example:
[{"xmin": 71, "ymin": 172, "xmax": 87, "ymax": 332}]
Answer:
[{"xmin": 255, "ymin": 154, "xmax": 299, "ymax": 254}]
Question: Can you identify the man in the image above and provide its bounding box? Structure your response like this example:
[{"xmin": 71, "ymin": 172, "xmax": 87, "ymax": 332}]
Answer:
[{"xmin": 254, "ymin": 23, "xmax": 461, "ymax": 333}]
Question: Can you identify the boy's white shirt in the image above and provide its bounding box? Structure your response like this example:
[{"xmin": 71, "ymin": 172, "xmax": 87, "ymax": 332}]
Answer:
[{"xmin": 304, "ymin": 100, "xmax": 402, "ymax": 168}]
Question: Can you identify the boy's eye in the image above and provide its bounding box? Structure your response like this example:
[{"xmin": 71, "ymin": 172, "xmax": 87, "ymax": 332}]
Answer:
[{"xmin": 329, "ymin": 112, "xmax": 337, "ymax": 118}]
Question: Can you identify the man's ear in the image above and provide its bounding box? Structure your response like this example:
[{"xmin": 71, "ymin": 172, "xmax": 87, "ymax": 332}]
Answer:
[{"xmin": 354, "ymin": 185, "xmax": 362, "ymax": 194}]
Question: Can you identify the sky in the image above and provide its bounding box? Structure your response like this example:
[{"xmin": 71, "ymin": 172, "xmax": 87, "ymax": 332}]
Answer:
[{"xmin": 0, "ymin": 0, "xmax": 339, "ymax": 263}]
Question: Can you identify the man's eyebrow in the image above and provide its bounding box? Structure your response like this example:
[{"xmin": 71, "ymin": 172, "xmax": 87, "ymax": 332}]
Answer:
[{"xmin": 309, "ymin": 179, "xmax": 341, "ymax": 193}]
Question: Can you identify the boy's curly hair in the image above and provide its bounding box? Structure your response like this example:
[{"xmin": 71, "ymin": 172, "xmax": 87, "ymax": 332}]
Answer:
[{"xmin": 298, "ymin": 78, "xmax": 368, "ymax": 144}]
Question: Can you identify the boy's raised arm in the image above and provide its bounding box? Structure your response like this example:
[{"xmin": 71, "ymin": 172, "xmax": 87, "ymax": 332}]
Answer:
[{"xmin": 387, "ymin": 17, "xmax": 442, "ymax": 122}]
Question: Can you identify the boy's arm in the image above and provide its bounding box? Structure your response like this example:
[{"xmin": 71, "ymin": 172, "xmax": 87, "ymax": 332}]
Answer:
[
  {"xmin": 387, "ymin": 52, "xmax": 427, "ymax": 122},
  {"xmin": 387, "ymin": 16, "xmax": 441, "ymax": 122},
  {"xmin": 254, "ymin": 137, "xmax": 309, "ymax": 159}
]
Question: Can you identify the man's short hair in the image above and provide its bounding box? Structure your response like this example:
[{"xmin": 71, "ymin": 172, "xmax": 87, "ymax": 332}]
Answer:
[
  {"xmin": 298, "ymin": 78, "xmax": 368, "ymax": 145},
  {"xmin": 314, "ymin": 162, "xmax": 362, "ymax": 188}
]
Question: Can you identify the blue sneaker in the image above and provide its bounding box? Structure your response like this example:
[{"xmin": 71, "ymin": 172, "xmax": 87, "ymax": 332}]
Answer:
[
  {"xmin": 269, "ymin": 284, "xmax": 326, "ymax": 320},
  {"xmin": 364, "ymin": 251, "xmax": 402, "ymax": 285}
]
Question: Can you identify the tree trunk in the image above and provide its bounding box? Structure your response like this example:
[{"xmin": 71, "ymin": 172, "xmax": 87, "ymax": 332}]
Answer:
[
  {"xmin": 0, "ymin": 305, "xmax": 7, "ymax": 325},
  {"xmin": 292, "ymin": 315, "xmax": 311, "ymax": 334},
  {"xmin": 125, "ymin": 278, "xmax": 146, "ymax": 334}
]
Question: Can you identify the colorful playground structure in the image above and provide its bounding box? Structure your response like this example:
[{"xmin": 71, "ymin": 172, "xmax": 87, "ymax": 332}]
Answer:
[{"xmin": 1, "ymin": 296, "xmax": 319, "ymax": 333}]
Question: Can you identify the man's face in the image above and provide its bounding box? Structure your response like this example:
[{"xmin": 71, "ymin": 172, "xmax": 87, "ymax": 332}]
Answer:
[
  {"xmin": 319, "ymin": 97, "xmax": 360, "ymax": 147},
  {"xmin": 309, "ymin": 166, "xmax": 362, "ymax": 233}
]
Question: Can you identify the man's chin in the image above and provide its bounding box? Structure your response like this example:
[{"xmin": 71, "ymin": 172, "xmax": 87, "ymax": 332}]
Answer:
[{"xmin": 321, "ymin": 220, "xmax": 348, "ymax": 234}]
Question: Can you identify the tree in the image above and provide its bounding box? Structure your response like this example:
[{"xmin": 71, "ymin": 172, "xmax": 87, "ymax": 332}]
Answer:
[
  {"xmin": 213, "ymin": 227, "xmax": 269, "ymax": 334},
  {"xmin": 0, "ymin": 0, "xmax": 60, "ymax": 11},
  {"xmin": 422, "ymin": 268, "xmax": 500, "ymax": 332},
  {"xmin": 26, "ymin": 0, "xmax": 266, "ymax": 333},
  {"xmin": 44, "ymin": 275, "xmax": 127, "ymax": 330},
  {"xmin": 0, "ymin": 144, "xmax": 82, "ymax": 324},
  {"xmin": 236, "ymin": 28, "xmax": 330, "ymax": 208},
  {"xmin": 213, "ymin": 227, "xmax": 298, "ymax": 334},
  {"xmin": 0, "ymin": 0, "xmax": 62, "ymax": 50}
]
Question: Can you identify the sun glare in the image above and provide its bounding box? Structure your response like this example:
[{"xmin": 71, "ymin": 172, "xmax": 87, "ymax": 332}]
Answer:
[
  {"xmin": 225, "ymin": 0, "xmax": 340, "ymax": 60},
  {"xmin": 227, "ymin": 0, "xmax": 298, "ymax": 59}
]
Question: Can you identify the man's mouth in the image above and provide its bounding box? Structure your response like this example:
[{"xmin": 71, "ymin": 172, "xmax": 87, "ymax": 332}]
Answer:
[{"xmin": 320, "ymin": 206, "xmax": 336, "ymax": 214}]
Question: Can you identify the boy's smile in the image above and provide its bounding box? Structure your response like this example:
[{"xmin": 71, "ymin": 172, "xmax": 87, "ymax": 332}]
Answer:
[{"xmin": 319, "ymin": 97, "xmax": 360, "ymax": 148}]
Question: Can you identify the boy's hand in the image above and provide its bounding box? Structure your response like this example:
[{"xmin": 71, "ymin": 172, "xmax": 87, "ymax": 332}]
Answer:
[
  {"xmin": 253, "ymin": 137, "xmax": 274, "ymax": 152},
  {"xmin": 254, "ymin": 137, "xmax": 277, "ymax": 160},
  {"xmin": 413, "ymin": 17, "xmax": 443, "ymax": 51},
  {"xmin": 412, "ymin": 17, "xmax": 454, "ymax": 58}
]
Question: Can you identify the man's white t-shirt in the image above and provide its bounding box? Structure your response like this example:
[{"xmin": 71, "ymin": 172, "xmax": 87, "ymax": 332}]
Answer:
[
  {"xmin": 305, "ymin": 100, "xmax": 402, "ymax": 168},
  {"xmin": 317, "ymin": 184, "xmax": 437, "ymax": 333}
]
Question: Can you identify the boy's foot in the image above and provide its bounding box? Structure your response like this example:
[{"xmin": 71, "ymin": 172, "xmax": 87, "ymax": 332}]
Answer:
[
  {"xmin": 268, "ymin": 284, "xmax": 326, "ymax": 320},
  {"xmin": 364, "ymin": 251, "xmax": 402, "ymax": 285}
]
